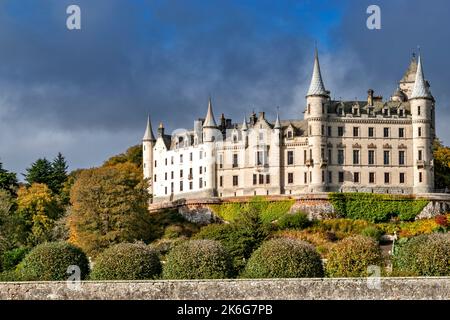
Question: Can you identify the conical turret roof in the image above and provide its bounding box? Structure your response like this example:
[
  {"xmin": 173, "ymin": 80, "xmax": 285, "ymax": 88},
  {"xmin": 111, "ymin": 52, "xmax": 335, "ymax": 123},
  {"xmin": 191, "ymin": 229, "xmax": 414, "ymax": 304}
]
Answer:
[
  {"xmin": 143, "ymin": 115, "xmax": 155, "ymax": 141},
  {"xmin": 410, "ymin": 55, "xmax": 432, "ymax": 99},
  {"xmin": 203, "ymin": 97, "xmax": 217, "ymax": 128},
  {"xmin": 307, "ymin": 47, "xmax": 328, "ymax": 97}
]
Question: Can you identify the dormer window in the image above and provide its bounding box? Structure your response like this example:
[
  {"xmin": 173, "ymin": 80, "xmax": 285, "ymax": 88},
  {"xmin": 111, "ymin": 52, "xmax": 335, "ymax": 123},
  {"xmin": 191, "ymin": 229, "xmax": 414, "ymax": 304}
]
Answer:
[
  {"xmin": 233, "ymin": 134, "xmax": 238, "ymax": 143},
  {"xmin": 383, "ymin": 108, "xmax": 389, "ymax": 116},
  {"xmin": 287, "ymin": 130, "xmax": 293, "ymax": 139},
  {"xmin": 352, "ymin": 107, "xmax": 360, "ymax": 116},
  {"xmin": 337, "ymin": 107, "xmax": 344, "ymax": 116}
]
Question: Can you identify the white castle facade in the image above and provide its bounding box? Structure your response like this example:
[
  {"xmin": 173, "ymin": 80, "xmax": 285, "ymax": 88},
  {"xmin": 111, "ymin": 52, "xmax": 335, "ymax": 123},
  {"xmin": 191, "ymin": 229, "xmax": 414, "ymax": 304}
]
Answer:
[{"xmin": 143, "ymin": 50, "xmax": 436, "ymax": 203}]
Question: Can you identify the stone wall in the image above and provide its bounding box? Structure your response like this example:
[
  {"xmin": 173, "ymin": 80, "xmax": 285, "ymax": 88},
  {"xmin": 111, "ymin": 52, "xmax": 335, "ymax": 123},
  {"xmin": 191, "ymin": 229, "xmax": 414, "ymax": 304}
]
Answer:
[{"xmin": 0, "ymin": 278, "xmax": 448, "ymax": 300}]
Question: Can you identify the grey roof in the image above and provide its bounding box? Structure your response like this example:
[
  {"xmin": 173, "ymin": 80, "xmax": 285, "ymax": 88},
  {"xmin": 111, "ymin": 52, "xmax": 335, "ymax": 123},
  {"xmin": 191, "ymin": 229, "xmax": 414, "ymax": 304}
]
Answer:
[
  {"xmin": 143, "ymin": 115, "xmax": 155, "ymax": 141},
  {"xmin": 241, "ymin": 117, "xmax": 248, "ymax": 130},
  {"xmin": 203, "ymin": 97, "xmax": 218, "ymax": 128},
  {"xmin": 329, "ymin": 100, "xmax": 411, "ymax": 115},
  {"xmin": 410, "ymin": 55, "xmax": 432, "ymax": 99},
  {"xmin": 307, "ymin": 48, "xmax": 328, "ymax": 97},
  {"xmin": 274, "ymin": 112, "xmax": 281, "ymax": 129}
]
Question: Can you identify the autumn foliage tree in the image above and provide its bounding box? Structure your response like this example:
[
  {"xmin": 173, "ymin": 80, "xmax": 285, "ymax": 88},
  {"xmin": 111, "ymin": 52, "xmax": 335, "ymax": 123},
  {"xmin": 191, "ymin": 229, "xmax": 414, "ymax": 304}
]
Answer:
[
  {"xmin": 433, "ymin": 139, "xmax": 450, "ymax": 190},
  {"xmin": 68, "ymin": 162, "xmax": 151, "ymax": 257}
]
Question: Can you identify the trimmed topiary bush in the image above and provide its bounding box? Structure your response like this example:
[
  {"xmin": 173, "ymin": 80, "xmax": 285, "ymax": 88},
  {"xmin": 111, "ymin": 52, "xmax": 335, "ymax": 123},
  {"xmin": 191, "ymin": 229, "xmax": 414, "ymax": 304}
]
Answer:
[
  {"xmin": 243, "ymin": 238, "xmax": 324, "ymax": 278},
  {"xmin": 18, "ymin": 242, "xmax": 89, "ymax": 281},
  {"xmin": 277, "ymin": 212, "xmax": 311, "ymax": 230},
  {"xmin": 393, "ymin": 233, "xmax": 450, "ymax": 276},
  {"xmin": 90, "ymin": 243, "xmax": 162, "ymax": 280},
  {"xmin": 163, "ymin": 240, "xmax": 233, "ymax": 279},
  {"xmin": 326, "ymin": 235, "xmax": 382, "ymax": 277}
]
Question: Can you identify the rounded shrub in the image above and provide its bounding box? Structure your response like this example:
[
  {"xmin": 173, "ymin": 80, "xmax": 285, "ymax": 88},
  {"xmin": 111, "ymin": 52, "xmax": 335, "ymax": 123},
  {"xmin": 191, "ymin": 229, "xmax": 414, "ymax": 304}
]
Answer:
[
  {"xmin": 393, "ymin": 233, "xmax": 450, "ymax": 276},
  {"xmin": 360, "ymin": 226, "xmax": 383, "ymax": 242},
  {"xmin": 163, "ymin": 240, "xmax": 232, "ymax": 279},
  {"xmin": 277, "ymin": 212, "xmax": 311, "ymax": 230},
  {"xmin": 326, "ymin": 235, "xmax": 382, "ymax": 277},
  {"xmin": 18, "ymin": 242, "xmax": 89, "ymax": 281},
  {"xmin": 90, "ymin": 243, "xmax": 161, "ymax": 280},
  {"xmin": 243, "ymin": 238, "xmax": 324, "ymax": 278},
  {"xmin": 1, "ymin": 247, "xmax": 30, "ymax": 271}
]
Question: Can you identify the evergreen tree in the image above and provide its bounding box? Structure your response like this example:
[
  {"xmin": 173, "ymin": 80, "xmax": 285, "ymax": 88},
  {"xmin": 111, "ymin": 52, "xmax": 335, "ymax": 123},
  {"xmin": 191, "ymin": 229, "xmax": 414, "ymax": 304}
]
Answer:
[
  {"xmin": 23, "ymin": 158, "xmax": 53, "ymax": 189},
  {"xmin": 50, "ymin": 152, "xmax": 68, "ymax": 195},
  {"xmin": 0, "ymin": 162, "xmax": 18, "ymax": 195}
]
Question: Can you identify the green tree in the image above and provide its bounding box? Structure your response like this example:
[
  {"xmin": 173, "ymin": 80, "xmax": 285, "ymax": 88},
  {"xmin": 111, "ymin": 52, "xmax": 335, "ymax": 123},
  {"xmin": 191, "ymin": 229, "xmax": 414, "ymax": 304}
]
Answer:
[
  {"xmin": 433, "ymin": 139, "xmax": 450, "ymax": 190},
  {"xmin": 23, "ymin": 158, "xmax": 53, "ymax": 188},
  {"xmin": 68, "ymin": 162, "xmax": 152, "ymax": 257},
  {"xmin": 0, "ymin": 190, "xmax": 22, "ymax": 253},
  {"xmin": 103, "ymin": 145, "xmax": 142, "ymax": 168},
  {"xmin": 0, "ymin": 162, "xmax": 18, "ymax": 195},
  {"xmin": 50, "ymin": 153, "xmax": 68, "ymax": 195}
]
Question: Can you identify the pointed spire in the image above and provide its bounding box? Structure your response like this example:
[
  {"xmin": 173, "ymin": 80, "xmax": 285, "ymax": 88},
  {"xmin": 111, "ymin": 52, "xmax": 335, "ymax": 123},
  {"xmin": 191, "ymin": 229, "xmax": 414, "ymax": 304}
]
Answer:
[
  {"xmin": 203, "ymin": 96, "xmax": 217, "ymax": 128},
  {"xmin": 274, "ymin": 107, "xmax": 281, "ymax": 129},
  {"xmin": 410, "ymin": 54, "xmax": 432, "ymax": 99},
  {"xmin": 242, "ymin": 116, "xmax": 248, "ymax": 131},
  {"xmin": 307, "ymin": 46, "xmax": 328, "ymax": 97},
  {"xmin": 143, "ymin": 115, "xmax": 155, "ymax": 141}
]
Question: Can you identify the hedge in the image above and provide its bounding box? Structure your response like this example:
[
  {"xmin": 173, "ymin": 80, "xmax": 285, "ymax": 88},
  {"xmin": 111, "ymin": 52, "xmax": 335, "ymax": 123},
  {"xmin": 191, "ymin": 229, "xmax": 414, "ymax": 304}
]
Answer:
[
  {"xmin": 18, "ymin": 242, "xmax": 90, "ymax": 281},
  {"xmin": 163, "ymin": 240, "xmax": 233, "ymax": 279},
  {"xmin": 209, "ymin": 196, "xmax": 294, "ymax": 223},
  {"xmin": 243, "ymin": 238, "xmax": 324, "ymax": 278},
  {"xmin": 90, "ymin": 243, "xmax": 161, "ymax": 280},
  {"xmin": 393, "ymin": 233, "xmax": 450, "ymax": 276},
  {"xmin": 326, "ymin": 235, "xmax": 383, "ymax": 277},
  {"xmin": 328, "ymin": 193, "xmax": 428, "ymax": 222}
]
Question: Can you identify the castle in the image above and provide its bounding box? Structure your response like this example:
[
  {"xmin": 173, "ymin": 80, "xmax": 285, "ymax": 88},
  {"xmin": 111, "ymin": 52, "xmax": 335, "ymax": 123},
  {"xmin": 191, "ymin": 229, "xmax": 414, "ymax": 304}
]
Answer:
[{"xmin": 142, "ymin": 49, "xmax": 436, "ymax": 203}]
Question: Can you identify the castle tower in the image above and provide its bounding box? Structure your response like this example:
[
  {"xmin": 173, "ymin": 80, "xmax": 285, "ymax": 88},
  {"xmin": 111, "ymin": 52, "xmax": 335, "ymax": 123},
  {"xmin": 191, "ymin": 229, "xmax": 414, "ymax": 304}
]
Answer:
[
  {"xmin": 202, "ymin": 97, "xmax": 218, "ymax": 196},
  {"xmin": 142, "ymin": 115, "xmax": 156, "ymax": 195},
  {"xmin": 409, "ymin": 54, "xmax": 434, "ymax": 193},
  {"xmin": 305, "ymin": 47, "xmax": 329, "ymax": 192},
  {"xmin": 271, "ymin": 110, "xmax": 282, "ymax": 194}
]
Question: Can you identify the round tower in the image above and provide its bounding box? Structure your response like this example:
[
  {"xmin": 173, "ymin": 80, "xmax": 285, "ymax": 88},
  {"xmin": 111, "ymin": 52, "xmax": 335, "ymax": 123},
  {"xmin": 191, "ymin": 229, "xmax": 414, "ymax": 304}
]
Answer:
[
  {"xmin": 409, "ymin": 54, "xmax": 434, "ymax": 194},
  {"xmin": 202, "ymin": 97, "xmax": 219, "ymax": 196},
  {"xmin": 142, "ymin": 115, "xmax": 156, "ymax": 196},
  {"xmin": 305, "ymin": 48, "xmax": 329, "ymax": 193}
]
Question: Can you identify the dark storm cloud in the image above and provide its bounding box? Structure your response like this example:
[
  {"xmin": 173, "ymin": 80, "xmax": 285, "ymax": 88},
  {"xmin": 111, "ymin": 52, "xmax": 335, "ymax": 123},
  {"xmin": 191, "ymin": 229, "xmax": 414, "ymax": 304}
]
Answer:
[{"xmin": 0, "ymin": 0, "xmax": 449, "ymax": 175}]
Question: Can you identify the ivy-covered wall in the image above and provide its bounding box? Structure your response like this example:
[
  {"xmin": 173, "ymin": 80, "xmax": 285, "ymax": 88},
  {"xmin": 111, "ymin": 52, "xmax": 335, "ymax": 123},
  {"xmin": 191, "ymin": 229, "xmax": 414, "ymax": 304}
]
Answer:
[{"xmin": 328, "ymin": 193, "xmax": 429, "ymax": 222}]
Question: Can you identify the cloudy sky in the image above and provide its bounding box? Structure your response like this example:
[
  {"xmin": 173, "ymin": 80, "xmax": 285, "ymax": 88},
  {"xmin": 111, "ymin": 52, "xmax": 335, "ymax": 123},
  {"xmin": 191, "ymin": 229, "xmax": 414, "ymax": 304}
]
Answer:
[{"xmin": 0, "ymin": 0, "xmax": 449, "ymax": 176}]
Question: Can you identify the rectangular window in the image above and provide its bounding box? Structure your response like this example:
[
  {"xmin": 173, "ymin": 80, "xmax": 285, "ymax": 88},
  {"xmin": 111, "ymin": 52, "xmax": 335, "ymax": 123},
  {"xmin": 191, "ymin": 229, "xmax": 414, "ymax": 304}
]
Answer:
[
  {"xmin": 399, "ymin": 151, "xmax": 405, "ymax": 165},
  {"xmin": 321, "ymin": 125, "xmax": 324, "ymax": 136},
  {"xmin": 399, "ymin": 128, "xmax": 404, "ymax": 138},
  {"xmin": 354, "ymin": 172, "xmax": 360, "ymax": 183},
  {"xmin": 328, "ymin": 171, "xmax": 332, "ymax": 183},
  {"xmin": 165, "ymin": 158, "xmax": 168, "ymax": 166},
  {"xmin": 418, "ymin": 150, "xmax": 423, "ymax": 161},
  {"xmin": 171, "ymin": 157, "xmax": 174, "ymax": 165},
  {"xmin": 199, "ymin": 167, "xmax": 202, "ymax": 174},
  {"xmin": 232, "ymin": 154, "xmax": 238, "ymax": 168},
  {"xmin": 199, "ymin": 178, "xmax": 203, "ymax": 188},
  {"xmin": 219, "ymin": 176, "xmax": 223, "ymax": 187},
  {"xmin": 309, "ymin": 171, "xmax": 312, "ymax": 183},
  {"xmin": 353, "ymin": 150, "xmax": 360, "ymax": 165},
  {"xmin": 418, "ymin": 106, "xmax": 421, "ymax": 116},
  {"xmin": 253, "ymin": 174, "xmax": 257, "ymax": 185},
  {"xmin": 219, "ymin": 154, "xmax": 223, "ymax": 169},
  {"xmin": 328, "ymin": 149, "xmax": 332, "ymax": 164},
  {"xmin": 338, "ymin": 126, "xmax": 344, "ymax": 137},
  {"xmin": 384, "ymin": 151, "xmax": 390, "ymax": 165},
  {"xmin": 256, "ymin": 151, "xmax": 266, "ymax": 166},
  {"xmin": 171, "ymin": 182, "xmax": 174, "ymax": 193},
  {"xmin": 322, "ymin": 170, "xmax": 325, "ymax": 183},
  {"xmin": 266, "ymin": 175, "xmax": 270, "ymax": 184},
  {"xmin": 190, "ymin": 153, "xmax": 193, "ymax": 161},
  {"xmin": 287, "ymin": 151, "xmax": 294, "ymax": 165},
  {"xmin": 165, "ymin": 186, "xmax": 167, "ymax": 195},
  {"xmin": 154, "ymin": 160, "xmax": 157, "ymax": 167},
  {"xmin": 189, "ymin": 168, "xmax": 193, "ymax": 178},
  {"xmin": 339, "ymin": 172, "xmax": 344, "ymax": 183},
  {"xmin": 418, "ymin": 127, "xmax": 422, "ymax": 137},
  {"xmin": 368, "ymin": 150, "xmax": 375, "ymax": 165},
  {"xmin": 199, "ymin": 151, "xmax": 202, "ymax": 160},
  {"xmin": 165, "ymin": 172, "xmax": 167, "ymax": 180},
  {"xmin": 384, "ymin": 172, "xmax": 390, "ymax": 184},
  {"xmin": 154, "ymin": 174, "xmax": 157, "ymax": 182},
  {"xmin": 189, "ymin": 181, "xmax": 193, "ymax": 190},
  {"xmin": 180, "ymin": 181, "xmax": 183, "ymax": 192},
  {"xmin": 321, "ymin": 148, "xmax": 325, "ymax": 160},
  {"xmin": 353, "ymin": 127, "xmax": 359, "ymax": 137},
  {"xmin": 180, "ymin": 170, "xmax": 183, "ymax": 178},
  {"xmin": 232, "ymin": 175, "xmax": 239, "ymax": 186},
  {"xmin": 327, "ymin": 126, "xmax": 332, "ymax": 137},
  {"xmin": 338, "ymin": 149, "xmax": 344, "ymax": 165},
  {"xmin": 419, "ymin": 172, "xmax": 423, "ymax": 183},
  {"xmin": 383, "ymin": 127, "xmax": 389, "ymax": 138},
  {"xmin": 259, "ymin": 174, "xmax": 264, "ymax": 185},
  {"xmin": 368, "ymin": 127, "xmax": 374, "ymax": 137},
  {"xmin": 303, "ymin": 150, "xmax": 307, "ymax": 164},
  {"xmin": 171, "ymin": 171, "xmax": 174, "ymax": 179},
  {"xmin": 180, "ymin": 154, "xmax": 183, "ymax": 163},
  {"xmin": 369, "ymin": 172, "xmax": 375, "ymax": 184},
  {"xmin": 288, "ymin": 173, "xmax": 294, "ymax": 184},
  {"xmin": 399, "ymin": 172, "xmax": 405, "ymax": 184},
  {"xmin": 304, "ymin": 172, "xmax": 307, "ymax": 184}
]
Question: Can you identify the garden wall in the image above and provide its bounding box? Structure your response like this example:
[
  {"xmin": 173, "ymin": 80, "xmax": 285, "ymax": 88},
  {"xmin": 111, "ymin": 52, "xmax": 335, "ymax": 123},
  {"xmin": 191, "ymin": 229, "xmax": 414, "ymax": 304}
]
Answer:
[{"xmin": 0, "ymin": 278, "xmax": 449, "ymax": 300}]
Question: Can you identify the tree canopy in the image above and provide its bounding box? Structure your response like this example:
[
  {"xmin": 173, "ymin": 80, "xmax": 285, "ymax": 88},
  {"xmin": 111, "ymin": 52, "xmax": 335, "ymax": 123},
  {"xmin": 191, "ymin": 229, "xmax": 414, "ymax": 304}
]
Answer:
[
  {"xmin": 433, "ymin": 139, "xmax": 450, "ymax": 190},
  {"xmin": 0, "ymin": 162, "xmax": 18, "ymax": 195}
]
